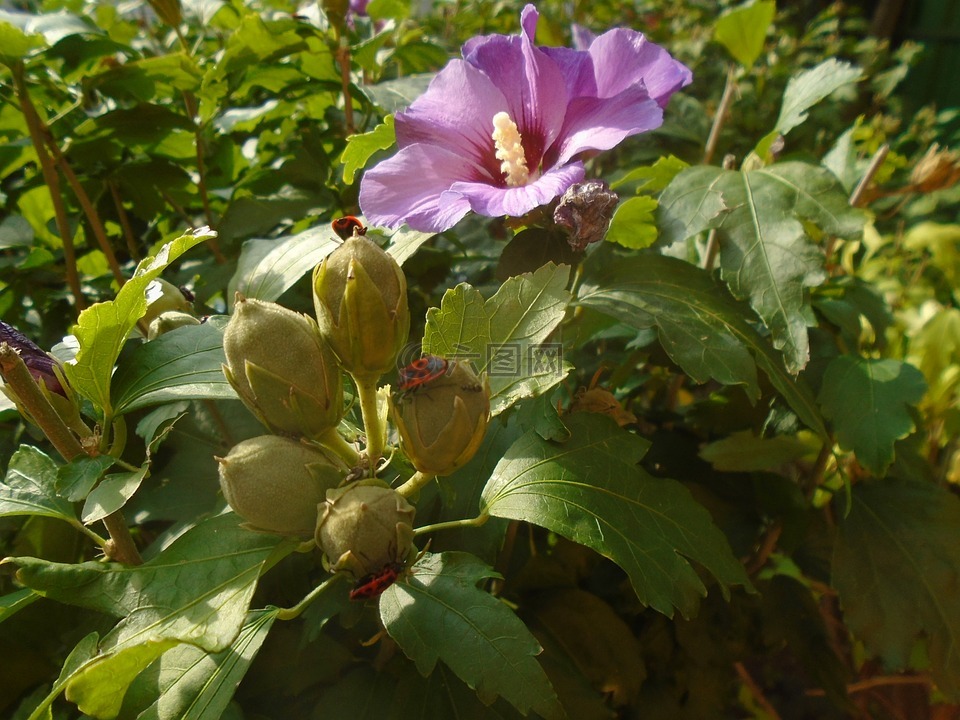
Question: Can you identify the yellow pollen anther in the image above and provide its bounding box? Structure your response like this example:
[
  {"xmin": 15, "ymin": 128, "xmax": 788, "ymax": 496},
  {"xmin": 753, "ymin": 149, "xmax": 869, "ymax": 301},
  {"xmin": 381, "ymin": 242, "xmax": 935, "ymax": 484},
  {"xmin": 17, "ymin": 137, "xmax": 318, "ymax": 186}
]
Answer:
[{"xmin": 492, "ymin": 111, "xmax": 530, "ymax": 187}]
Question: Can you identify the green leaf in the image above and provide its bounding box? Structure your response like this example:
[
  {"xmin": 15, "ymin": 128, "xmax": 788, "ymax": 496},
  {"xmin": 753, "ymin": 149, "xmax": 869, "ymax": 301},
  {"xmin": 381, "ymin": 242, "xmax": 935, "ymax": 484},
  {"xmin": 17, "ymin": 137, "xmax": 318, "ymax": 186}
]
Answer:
[
  {"xmin": 121, "ymin": 609, "xmax": 277, "ymax": 720},
  {"xmin": 0, "ymin": 586, "xmax": 41, "ymax": 623},
  {"xmin": 341, "ymin": 116, "xmax": 396, "ymax": 185},
  {"xmin": 10, "ymin": 514, "xmax": 292, "ymax": 718},
  {"xmin": 228, "ymin": 227, "xmax": 339, "ymax": 304},
  {"xmin": 56, "ymin": 455, "xmax": 115, "ymax": 502},
  {"xmin": 833, "ymin": 479, "xmax": 960, "ymax": 699},
  {"xmin": 700, "ymin": 430, "xmax": 810, "ymax": 471},
  {"xmin": 0, "ymin": 445, "xmax": 76, "ymax": 523},
  {"xmin": 0, "ymin": 21, "xmax": 44, "ymax": 65},
  {"xmin": 657, "ymin": 162, "xmax": 866, "ymax": 373},
  {"xmin": 606, "ymin": 196, "xmax": 658, "ymax": 249},
  {"xmin": 774, "ymin": 59, "xmax": 862, "ymax": 139},
  {"xmin": 713, "ymin": 0, "xmax": 776, "ymax": 68},
  {"xmin": 361, "ymin": 73, "xmax": 435, "ymax": 114},
  {"xmin": 64, "ymin": 227, "xmax": 216, "ymax": 415},
  {"xmin": 818, "ymin": 356, "xmax": 926, "ymax": 475},
  {"xmin": 380, "ymin": 552, "xmax": 563, "ymax": 720},
  {"xmin": 385, "ymin": 226, "xmax": 436, "ymax": 266},
  {"xmin": 481, "ymin": 414, "xmax": 752, "ymax": 618},
  {"xmin": 111, "ymin": 320, "xmax": 236, "ymax": 415},
  {"xmin": 610, "ymin": 155, "xmax": 689, "ymax": 193},
  {"xmin": 423, "ymin": 262, "xmax": 572, "ymax": 416},
  {"xmin": 80, "ymin": 465, "xmax": 149, "ymax": 524},
  {"xmin": 577, "ymin": 251, "xmax": 826, "ymax": 436}
]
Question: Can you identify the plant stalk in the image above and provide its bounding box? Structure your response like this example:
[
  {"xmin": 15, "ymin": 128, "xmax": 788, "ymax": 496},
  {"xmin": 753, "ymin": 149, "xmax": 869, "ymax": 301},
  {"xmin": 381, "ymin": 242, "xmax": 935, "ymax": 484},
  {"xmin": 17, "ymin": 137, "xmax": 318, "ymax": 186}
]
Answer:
[
  {"xmin": 354, "ymin": 374, "xmax": 386, "ymax": 472},
  {"xmin": 413, "ymin": 513, "xmax": 490, "ymax": 537},
  {"xmin": 396, "ymin": 470, "xmax": 436, "ymax": 497},
  {"xmin": 276, "ymin": 574, "xmax": 344, "ymax": 620},
  {"xmin": 703, "ymin": 65, "xmax": 737, "ymax": 165}
]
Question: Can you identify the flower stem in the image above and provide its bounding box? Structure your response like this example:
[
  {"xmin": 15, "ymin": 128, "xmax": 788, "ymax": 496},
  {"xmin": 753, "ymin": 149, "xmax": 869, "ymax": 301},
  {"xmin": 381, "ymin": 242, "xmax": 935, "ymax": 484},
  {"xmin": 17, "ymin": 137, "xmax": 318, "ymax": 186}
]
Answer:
[
  {"xmin": 353, "ymin": 374, "xmax": 385, "ymax": 473},
  {"xmin": 413, "ymin": 513, "xmax": 490, "ymax": 537},
  {"xmin": 275, "ymin": 574, "xmax": 344, "ymax": 620},
  {"xmin": 318, "ymin": 427, "xmax": 361, "ymax": 467},
  {"xmin": 396, "ymin": 471, "xmax": 436, "ymax": 497},
  {"xmin": 703, "ymin": 65, "xmax": 738, "ymax": 165}
]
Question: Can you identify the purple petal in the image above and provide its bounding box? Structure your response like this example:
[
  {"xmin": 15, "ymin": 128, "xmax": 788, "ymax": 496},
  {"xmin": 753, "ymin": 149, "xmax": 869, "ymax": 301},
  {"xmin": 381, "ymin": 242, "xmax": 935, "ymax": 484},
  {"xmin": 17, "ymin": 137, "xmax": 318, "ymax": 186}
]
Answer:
[
  {"xmin": 541, "ymin": 45, "xmax": 597, "ymax": 99},
  {"xmin": 447, "ymin": 162, "xmax": 585, "ymax": 219},
  {"xmin": 551, "ymin": 87, "xmax": 663, "ymax": 166},
  {"xmin": 359, "ymin": 144, "xmax": 484, "ymax": 232},
  {"xmin": 395, "ymin": 59, "xmax": 508, "ymax": 179},
  {"xmin": 589, "ymin": 28, "xmax": 692, "ymax": 106},
  {"xmin": 462, "ymin": 6, "xmax": 567, "ymax": 165},
  {"xmin": 571, "ymin": 24, "xmax": 596, "ymax": 51}
]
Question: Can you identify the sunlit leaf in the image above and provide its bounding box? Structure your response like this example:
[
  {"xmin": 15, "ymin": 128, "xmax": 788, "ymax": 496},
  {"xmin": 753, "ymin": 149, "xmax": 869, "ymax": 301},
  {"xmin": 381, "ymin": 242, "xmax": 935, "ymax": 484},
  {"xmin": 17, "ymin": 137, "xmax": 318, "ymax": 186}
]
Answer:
[
  {"xmin": 606, "ymin": 196, "xmax": 658, "ymax": 249},
  {"xmin": 341, "ymin": 116, "xmax": 396, "ymax": 185},
  {"xmin": 482, "ymin": 414, "xmax": 752, "ymax": 618},
  {"xmin": 380, "ymin": 552, "xmax": 564, "ymax": 720},
  {"xmin": 713, "ymin": 0, "xmax": 776, "ymax": 68},
  {"xmin": 423, "ymin": 263, "xmax": 572, "ymax": 416},
  {"xmin": 64, "ymin": 228, "xmax": 216, "ymax": 415}
]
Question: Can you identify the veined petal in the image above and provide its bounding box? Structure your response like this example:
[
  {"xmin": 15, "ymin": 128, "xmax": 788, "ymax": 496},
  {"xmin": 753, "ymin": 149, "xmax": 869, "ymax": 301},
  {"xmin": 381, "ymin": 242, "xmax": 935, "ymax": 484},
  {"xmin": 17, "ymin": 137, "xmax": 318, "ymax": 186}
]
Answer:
[
  {"xmin": 541, "ymin": 45, "xmax": 598, "ymax": 99},
  {"xmin": 589, "ymin": 28, "xmax": 692, "ymax": 106},
  {"xmin": 395, "ymin": 59, "xmax": 508, "ymax": 178},
  {"xmin": 448, "ymin": 162, "xmax": 585, "ymax": 219},
  {"xmin": 552, "ymin": 87, "xmax": 663, "ymax": 166},
  {"xmin": 462, "ymin": 5, "xmax": 567, "ymax": 165},
  {"xmin": 359, "ymin": 144, "xmax": 483, "ymax": 232}
]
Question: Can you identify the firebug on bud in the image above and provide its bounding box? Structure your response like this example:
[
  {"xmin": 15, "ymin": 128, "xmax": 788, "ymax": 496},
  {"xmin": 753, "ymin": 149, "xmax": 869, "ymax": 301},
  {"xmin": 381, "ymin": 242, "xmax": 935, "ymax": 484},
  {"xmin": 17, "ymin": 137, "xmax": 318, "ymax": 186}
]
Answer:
[{"xmin": 332, "ymin": 216, "xmax": 367, "ymax": 241}]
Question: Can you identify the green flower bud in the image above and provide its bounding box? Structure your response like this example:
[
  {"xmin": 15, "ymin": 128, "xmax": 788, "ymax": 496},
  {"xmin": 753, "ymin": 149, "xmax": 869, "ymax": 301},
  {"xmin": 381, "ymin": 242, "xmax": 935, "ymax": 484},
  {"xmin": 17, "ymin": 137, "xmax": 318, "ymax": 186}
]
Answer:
[
  {"xmin": 218, "ymin": 435, "xmax": 344, "ymax": 536},
  {"xmin": 312, "ymin": 235, "xmax": 410, "ymax": 382},
  {"xmin": 223, "ymin": 295, "xmax": 343, "ymax": 439},
  {"xmin": 143, "ymin": 279, "xmax": 192, "ymax": 329},
  {"xmin": 316, "ymin": 481, "xmax": 415, "ymax": 579},
  {"xmin": 147, "ymin": 311, "xmax": 201, "ymax": 340},
  {"xmin": 390, "ymin": 361, "xmax": 490, "ymax": 476}
]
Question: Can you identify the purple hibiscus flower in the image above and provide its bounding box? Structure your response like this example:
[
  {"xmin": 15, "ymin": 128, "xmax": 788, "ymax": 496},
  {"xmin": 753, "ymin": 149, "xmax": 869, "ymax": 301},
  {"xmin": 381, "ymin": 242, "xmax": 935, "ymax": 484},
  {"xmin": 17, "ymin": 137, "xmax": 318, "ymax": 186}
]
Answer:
[{"xmin": 359, "ymin": 4, "xmax": 691, "ymax": 233}]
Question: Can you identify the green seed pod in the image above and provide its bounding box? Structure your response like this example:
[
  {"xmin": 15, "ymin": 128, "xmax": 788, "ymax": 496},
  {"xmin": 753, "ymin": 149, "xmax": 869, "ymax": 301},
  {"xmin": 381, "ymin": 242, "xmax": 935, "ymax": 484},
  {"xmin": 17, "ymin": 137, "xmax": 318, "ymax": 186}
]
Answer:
[
  {"xmin": 142, "ymin": 279, "xmax": 192, "ymax": 329},
  {"xmin": 218, "ymin": 435, "xmax": 344, "ymax": 537},
  {"xmin": 390, "ymin": 361, "xmax": 490, "ymax": 476},
  {"xmin": 316, "ymin": 481, "xmax": 415, "ymax": 579},
  {"xmin": 312, "ymin": 235, "xmax": 410, "ymax": 382},
  {"xmin": 147, "ymin": 310, "xmax": 201, "ymax": 340},
  {"xmin": 222, "ymin": 295, "xmax": 343, "ymax": 439}
]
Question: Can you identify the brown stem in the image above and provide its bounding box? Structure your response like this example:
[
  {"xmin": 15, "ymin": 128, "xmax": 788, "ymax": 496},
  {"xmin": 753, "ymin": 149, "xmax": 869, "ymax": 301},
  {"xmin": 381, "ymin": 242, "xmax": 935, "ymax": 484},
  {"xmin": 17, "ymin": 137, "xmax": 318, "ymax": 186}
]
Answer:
[
  {"xmin": 825, "ymin": 144, "xmax": 890, "ymax": 267},
  {"xmin": 745, "ymin": 521, "xmax": 783, "ymax": 574},
  {"xmin": 181, "ymin": 92, "xmax": 225, "ymax": 263},
  {"xmin": 43, "ymin": 135, "xmax": 126, "ymax": 286},
  {"xmin": 109, "ymin": 182, "xmax": 141, "ymax": 260},
  {"xmin": 0, "ymin": 345, "xmax": 143, "ymax": 565},
  {"xmin": 703, "ymin": 66, "xmax": 737, "ymax": 165},
  {"xmin": 734, "ymin": 662, "xmax": 782, "ymax": 720},
  {"xmin": 806, "ymin": 674, "xmax": 930, "ymax": 697},
  {"xmin": 13, "ymin": 65, "xmax": 85, "ymax": 312},
  {"xmin": 336, "ymin": 41, "xmax": 356, "ymax": 135},
  {"xmin": 805, "ymin": 440, "xmax": 834, "ymax": 498}
]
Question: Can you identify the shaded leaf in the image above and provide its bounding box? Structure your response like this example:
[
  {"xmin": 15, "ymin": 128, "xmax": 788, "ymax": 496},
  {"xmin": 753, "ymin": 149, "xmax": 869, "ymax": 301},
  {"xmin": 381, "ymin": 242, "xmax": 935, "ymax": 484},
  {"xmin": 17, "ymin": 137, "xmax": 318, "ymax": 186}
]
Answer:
[
  {"xmin": 56, "ymin": 455, "xmax": 115, "ymax": 502},
  {"xmin": 0, "ymin": 586, "xmax": 41, "ymax": 623},
  {"xmin": 713, "ymin": 0, "xmax": 776, "ymax": 68},
  {"xmin": 362, "ymin": 73, "xmax": 435, "ymax": 113},
  {"xmin": 380, "ymin": 552, "xmax": 564, "ymax": 720},
  {"xmin": 80, "ymin": 465, "xmax": 149, "ymax": 524},
  {"xmin": 700, "ymin": 430, "xmax": 810, "ymax": 471},
  {"xmin": 577, "ymin": 251, "xmax": 826, "ymax": 435},
  {"xmin": 228, "ymin": 227, "xmax": 338, "ymax": 306},
  {"xmin": 481, "ymin": 414, "xmax": 752, "ymax": 618},
  {"xmin": 819, "ymin": 356, "xmax": 926, "ymax": 475},
  {"xmin": 111, "ymin": 319, "xmax": 236, "ymax": 415},
  {"xmin": 64, "ymin": 228, "xmax": 216, "ymax": 415},
  {"xmin": 833, "ymin": 479, "xmax": 960, "ymax": 699},
  {"xmin": 0, "ymin": 445, "xmax": 76, "ymax": 523},
  {"xmin": 423, "ymin": 263, "xmax": 572, "ymax": 416}
]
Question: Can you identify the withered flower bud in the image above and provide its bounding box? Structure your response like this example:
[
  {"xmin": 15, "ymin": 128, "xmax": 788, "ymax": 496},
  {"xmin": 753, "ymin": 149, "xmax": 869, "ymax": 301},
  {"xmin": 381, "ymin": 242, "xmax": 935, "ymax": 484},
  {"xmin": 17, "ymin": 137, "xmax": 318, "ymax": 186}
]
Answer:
[
  {"xmin": 222, "ymin": 295, "xmax": 343, "ymax": 439},
  {"xmin": 315, "ymin": 480, "xmax": 415, "ymax": 579},
  {"xmin": 553, "ymin": 180, "xmax": 619, "ymax": 252},
  {"xmin": 911, "ymin": 143, "xmax": 960, "ymax": 194},
  {"xmin": 312, "ymin": 235, "xmax": 410, "ymax": 382},
  {"xmin": 390, "ymin": 360, "xmax": 490, "ymax": 476},
  {"xmin": 218, "ymin": 435, "xmax": 344, "ymax": 537}
]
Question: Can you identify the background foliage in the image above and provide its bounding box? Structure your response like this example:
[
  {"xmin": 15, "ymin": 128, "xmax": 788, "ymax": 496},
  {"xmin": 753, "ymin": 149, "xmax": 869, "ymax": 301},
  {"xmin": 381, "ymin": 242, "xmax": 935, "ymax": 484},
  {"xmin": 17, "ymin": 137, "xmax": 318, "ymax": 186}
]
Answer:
[{"xmin": 1, "ymin": 0, "xmax": 960, "ymax": 718}]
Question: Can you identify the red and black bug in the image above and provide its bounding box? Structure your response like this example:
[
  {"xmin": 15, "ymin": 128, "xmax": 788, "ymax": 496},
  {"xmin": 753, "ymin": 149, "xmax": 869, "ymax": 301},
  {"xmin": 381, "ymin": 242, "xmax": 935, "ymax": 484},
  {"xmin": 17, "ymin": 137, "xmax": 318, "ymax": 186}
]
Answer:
[
  {"xmin": 349, "ymin": 561, "xmax": 405, "ymax": 601},
  {"xmin": 396, "ymin": 354, "xmax": 451, "ymax": 397},
  {"xmin": 332, "ymin": 215, "xmax": 367, "ymax": 241}
]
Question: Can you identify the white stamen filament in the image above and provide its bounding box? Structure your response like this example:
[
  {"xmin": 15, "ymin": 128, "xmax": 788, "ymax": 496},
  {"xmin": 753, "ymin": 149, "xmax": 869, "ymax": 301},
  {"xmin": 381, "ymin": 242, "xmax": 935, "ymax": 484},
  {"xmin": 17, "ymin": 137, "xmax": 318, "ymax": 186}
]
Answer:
[{"xmin": 492, "ymin": 111, "xmax": 530, "ymax": 187}]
